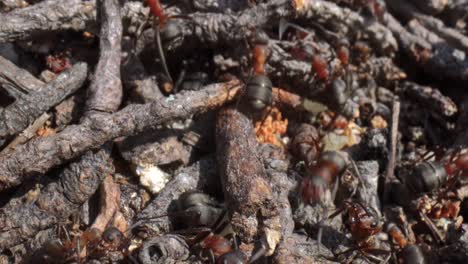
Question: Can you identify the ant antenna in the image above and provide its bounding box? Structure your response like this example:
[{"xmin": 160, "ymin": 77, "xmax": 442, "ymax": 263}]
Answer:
[{"xmin": 155, "ymin": 24, "xmax": 173, "ymax": 83}]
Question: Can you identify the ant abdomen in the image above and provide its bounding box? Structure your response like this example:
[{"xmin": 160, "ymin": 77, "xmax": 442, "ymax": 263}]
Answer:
[
  {"xmin": 407, "ymin": 161, "xmax": 447, "ymax": 194},
  {"xmin": 245, "ymin": 74, "xmax": 272, "ymax": 111}
]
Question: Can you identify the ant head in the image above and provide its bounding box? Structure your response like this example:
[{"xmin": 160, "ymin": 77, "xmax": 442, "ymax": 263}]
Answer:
[
  {"xmin": 177, "ymin": 191, "xmax": 224, "ymax": 228},
  {"xmin": 217, "ymin": 250, "xmax": 248, "ymax": 264},
  {"xmin": 102, "ymin": 227, "xmax": 123, "ymax": 245},
  {"xmin": 319, "ymin": 151, "xmax": 348, "ymax": 174},
  {"xmin": 250, "ymin": 30, "xmax": 270, "ymax": 46},
  {"xmin": 159, "ymin": 20, "xmax": 183, "ymax": 43}
]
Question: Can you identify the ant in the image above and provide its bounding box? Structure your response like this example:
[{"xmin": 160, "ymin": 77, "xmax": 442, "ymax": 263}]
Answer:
[
  {"xmin": 130, "ymin": 191, "xmax": 225, "ymax": 234},
  {"xmin": 184, "ymin": 228, "xmax": 248, "ymax": 263},
  {"xmin": 385, "ymin": 222, "xmax": 428, "ymax": 264},
  {"xmin": 159, "ymin": 192, "xmax": 253, "ymax": 263},
  {"xmin": 280, "ymin": 20, "xmax": 350, "ymax": 85},
  {"xmin": 290, "ymin": 123, "xmax": 321, "ymax": 165},
  {"xmin": 31, "ymin": 226, "xmax": 132, "ymax": 263},
  {"xmin": 241, "ymin": 33, "xmax": 273, "ymax": 112},
  {"xmin": 299, "ymin": 150, "xmax": 348, "ymax": 205},
  {"xmin": 175, "ymin": 191, "xmax": 225, "ymax": 229},
  {"xmin": 145, "ymin": 0, "xmax": 191, "ymax": 91},
  {"xmin": 329, "ymin": 201, "xmax": 391, "ymax": 263},
  {"xmin": 405, "ymin": 150, "xmax": 468, "ymax": 194}
]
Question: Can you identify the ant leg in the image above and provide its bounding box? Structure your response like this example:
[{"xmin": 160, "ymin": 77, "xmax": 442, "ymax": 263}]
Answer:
[
  {"xmin": 232, "ymin": 234, "xmax": 240, "ymax": 250},
  {"xmin": 316, "ymin": 206, "xmax": 328, "ymax": 250},
  {"xmin": 248, "ymin": 239, "xmax": 268, "ymax": 263},
  {"xmin": 211, "ymin": 210, "xmax": 228, "ymax": 234},
  {"xmin": 134, "ymin": 16, "xmax": 150, "ymax": 52},
  {"xmin": 315, "ymin": 180, "xmax": 340, "ymax": 249},
  {"xmin": 420, "ymin": 212, "xmax": 444, "ymax": 244},
  {"xmin": 155, "ymin": 24, "xmax": 173, "ymax": 83},
  {"xmin": 188, "ymin": 230, "xmax": 213, "ymax": 246},
  {"xmin": 207, "ymin": 249, "xmax": 216, "ymax": 264},
  {"xmin": 76, "ymin": 238, "xmax": 81, "ymax": 264},
  {"xmin": 128, "ymin": 255, "xmax": 139, "ymax": 264},
  {"xmin": 61, "ymin": 225, "xmax": 72, "ymax": 243},
  {"xmin": 173, "ymin": 68, "xmax": 186, "ymax": 93}
]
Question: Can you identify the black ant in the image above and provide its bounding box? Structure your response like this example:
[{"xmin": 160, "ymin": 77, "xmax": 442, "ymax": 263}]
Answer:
[
  {"xmin": 405, "ymin": 150, "xmax": 468, "ymax": 194},
  {"xmin": 145, "ymin": 0, "xmax": 192, "ymax": 92}
]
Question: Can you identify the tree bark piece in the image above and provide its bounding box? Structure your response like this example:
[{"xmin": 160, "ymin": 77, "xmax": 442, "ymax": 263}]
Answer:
[
  {"xmin": 384, "ymin": 13, "xmax": 468, "ymax": 81},
  {"xmin": 90, "ymin": 175, "xmax": 121, "ymax": 232},
  {"xmin": 388, "ymin": 0, "xmax": 468, "ymax": 53},
  {"xmin": 400, "ymin": 81, "xmax": 457, "ymax": 117},
  {"xmin": 0, "ymin": 147, "xmax": 114, "ymax": 250},
  {"xmin": 85, "ymin": 0, "xmax": 122, "ymax": 115},
  {"xmin": 0, "ymin": 55, "xmax": 44, "ymax": 93},
  {"xmin": 216, "ymin": 106, "xmax": 281, "ymax": 255},
  {"xmin": 0, "ymin": 82, "xmax": 240, "ymax": 191},
  {"xmin": 259, "ymin": 144, "xmax": 296, "ymax": 237},
  {"xmin": 0, "ymin": 0, "xmax": 96, "ymax": 43},
  {"xmin": 0, "ymin": 62, "xmax": 88, "ymax": 141}
]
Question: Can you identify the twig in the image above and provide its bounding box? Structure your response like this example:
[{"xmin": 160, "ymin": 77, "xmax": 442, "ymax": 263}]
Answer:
[
  {"xmin": 0, "ymin": 0, "xmax": 97, "ymax": 43},
  {"xmin": 0, "ymin": 55, "xmax": 44, "ymax": 93},
  {"xmin": 385, "ymin": 6, "xmax": 468, "ymax": 81},
  {"xmin": 0, "ymin": 147, "xmax": 114, "ymax": 250},
  {"xmin": 90, "ymin": 175, "xmax": 121, "ymax": 232},
  {"xmin": 400, "ymin": 81, "xmax": 457, "ymax": 117},
  {"xmin": 1, "ymin": 113, "xmax": 50, "ymax": 153},
  {"xmin": 84, "ymin": 0, "xmax": 122, "ymax": 115},
  {"xmin": 0, "ymin": 82, "xmax": 240, "ymax": 191},
  {"xmin": 409, "ymin": 0, "xmax": 448, "ymax": 15},
  {"xmin": 0, "ymin": 63, "xmax": 88, "ymax": 141},
  {"xmin": 388, "ymin": 0, "xmax": 468, "ymax": 53},
  {"xmin": 383, "ymin": 97, "xmax": 400, "ymax": 205}
]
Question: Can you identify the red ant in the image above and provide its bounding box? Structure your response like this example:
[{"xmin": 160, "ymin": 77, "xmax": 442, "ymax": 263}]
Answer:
[
  {"xmin": 242, "ymin": 34, "xmax": 273, "ymax": 112},
  {"xmin": 31, "ymin": 226, "xmax": 133, "ymax": 263},
  {"xmin": 385, "ymin": 222, "xmax": 428, "ymax": 264},
  {"xmin": 186, "ymin": 229, "xmax": 249, "ymax": 263},
  {"xmin": 329, "ymin": 201, "xmax": 391, "ymax": 262},
  {"xmin": 299, "ymin": 150, "xmax": 348, "ymax": 205},
  {"xmin": 290, "ymin": 123, "xmax": 321, "ymax": 165}
]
